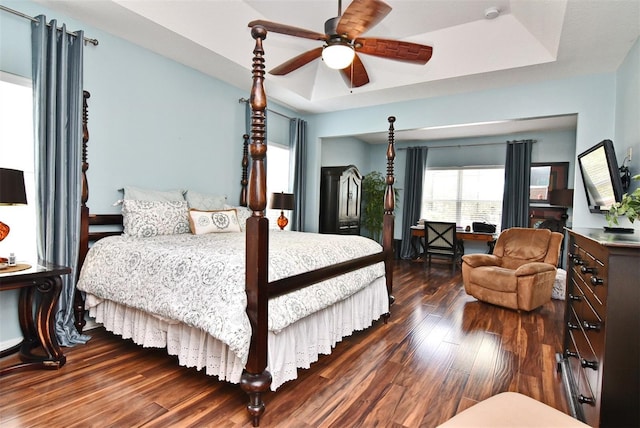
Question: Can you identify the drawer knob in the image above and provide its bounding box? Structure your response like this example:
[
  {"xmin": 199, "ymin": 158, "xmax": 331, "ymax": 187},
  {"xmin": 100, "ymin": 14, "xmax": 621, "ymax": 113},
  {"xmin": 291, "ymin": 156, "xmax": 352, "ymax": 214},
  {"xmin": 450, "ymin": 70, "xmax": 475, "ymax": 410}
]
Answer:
[
  {"xmin": 580, "ymin": 266, "xmax": 596, "ymax": 274},
  {"xmin": 564, "ymin": 349, "xmax": 579, "ymax": 359},
  {"xmin": 581, "ymin": 358, "xmax": 599, "ymax": 370},
  {"xmin": 570, "ymin": 254, "xmax": 584, "ymax": 265},
  {"xmin": 582, "ymin": 321, "xmax": 601, "ymax": 331},
  {"xmin": 569, "ymin": 294, "xmax": 581, "ymax": 302},
  {"xmin": 578, "ymin": 394, "xmax": 595, "ymax": 406},
  {"xmin": 567, "ymin": 322, "xmax": 580, "ymax": 330},
  {"xmin": 590, "ymin": 276, "xmax": 604, "ymax": 286}
]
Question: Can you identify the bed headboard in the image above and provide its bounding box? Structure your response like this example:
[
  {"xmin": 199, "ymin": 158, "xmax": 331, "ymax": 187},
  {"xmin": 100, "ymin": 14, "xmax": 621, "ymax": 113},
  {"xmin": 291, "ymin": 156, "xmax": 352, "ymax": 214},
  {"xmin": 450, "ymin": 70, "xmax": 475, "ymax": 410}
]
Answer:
[{"xmin": 74, "ymin": 94, "xmax": 251, "ymax": 332}]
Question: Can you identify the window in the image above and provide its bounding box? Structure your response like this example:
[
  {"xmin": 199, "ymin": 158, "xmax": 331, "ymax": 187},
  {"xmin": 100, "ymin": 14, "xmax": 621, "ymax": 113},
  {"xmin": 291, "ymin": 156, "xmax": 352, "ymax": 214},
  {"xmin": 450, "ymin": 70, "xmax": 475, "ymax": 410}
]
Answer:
[
  {"xmin": 266, "ymin": 141, "xmax": 292, "ymax": 228},
  {"xmin": 421, "ymin": 167, "xmax": 504, "ymax": 230},
  {"xmin": 0, "ymin": 73, "xmax": 36, "ymax": 261}
]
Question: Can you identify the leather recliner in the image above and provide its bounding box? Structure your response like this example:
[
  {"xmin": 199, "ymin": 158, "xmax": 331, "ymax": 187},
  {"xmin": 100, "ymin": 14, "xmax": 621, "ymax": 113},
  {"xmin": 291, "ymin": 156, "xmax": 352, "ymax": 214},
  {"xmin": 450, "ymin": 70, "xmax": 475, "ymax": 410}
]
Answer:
[{"xmin": 461, "ymin": 227, "xmax": 563, "ymax": 311}]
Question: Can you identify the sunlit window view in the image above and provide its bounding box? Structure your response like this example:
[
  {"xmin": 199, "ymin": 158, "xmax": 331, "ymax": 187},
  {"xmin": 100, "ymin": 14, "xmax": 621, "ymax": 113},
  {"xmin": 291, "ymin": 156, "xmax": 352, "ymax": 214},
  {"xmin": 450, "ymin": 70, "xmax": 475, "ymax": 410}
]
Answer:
[
  {"xmin": 0, "ymin": 75, "xmax": 37, "ymax": 262},
  {"xmin": 266, "ymin": 142, "xmax": 292, "ymax": 229},
  {"xmin": 421, "ymin": 167, "xmax": 504, "ymax": 230}
]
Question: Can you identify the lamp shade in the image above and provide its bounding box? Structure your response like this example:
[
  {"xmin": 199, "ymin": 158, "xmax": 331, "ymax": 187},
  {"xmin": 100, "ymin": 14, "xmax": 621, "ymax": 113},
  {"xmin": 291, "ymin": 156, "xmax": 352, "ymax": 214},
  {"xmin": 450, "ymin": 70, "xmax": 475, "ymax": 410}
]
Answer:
[
  {"xmin": 322, "ymin": 44, "xmax": 355, "ymax": 69},
  {"xmin": 270, "ymin": 192, "xmax": 295, "ymax": 210},
  {"xmin": 0, "ymin": 168, "xmax": 27, "ymax": 206}
]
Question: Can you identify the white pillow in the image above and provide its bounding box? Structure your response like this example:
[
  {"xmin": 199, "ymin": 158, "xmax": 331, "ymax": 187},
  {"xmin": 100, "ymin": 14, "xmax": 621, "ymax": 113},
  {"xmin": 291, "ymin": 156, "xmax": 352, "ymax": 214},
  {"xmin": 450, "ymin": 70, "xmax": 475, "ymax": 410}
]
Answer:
[
  {"xmin": 188, "ymin": 209, "xmax": 241, "ymax": 234},
  {"xmin": 185, "ymin": 190, "xmax": 227, "ymax": 210},
  {"xmin": 123, "ymin": 186, "xmax": 185, "ymax": 202},
  {"xmin": 224, "ymin": 204, "xmax": 253, "ymax": 231},
  {"xmin": 122, "ymin": 200, "xmax": 190, "ymax": 238}
]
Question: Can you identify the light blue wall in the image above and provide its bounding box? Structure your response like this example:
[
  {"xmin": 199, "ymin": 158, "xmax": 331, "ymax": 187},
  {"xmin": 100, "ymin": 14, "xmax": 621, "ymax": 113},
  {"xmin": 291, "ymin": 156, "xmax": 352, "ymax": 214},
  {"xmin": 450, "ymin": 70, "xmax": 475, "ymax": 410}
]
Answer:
[
  {"xmin": 0, "ymin": 0, "xmax": 296, "ymax": 213},
  {"xmin": 614, "ymin": 37, "xmax": 640, "ymax": 228},
  {"xmin": 321, "ymin": 136, "xmax": 370, "ymax": 171},
  {"xmin": 305, "ymin": 73, "xmax": 626, "ymax": 232},
  {"xmin": 0, "ymin": 0, "xmax": 295, "ymax": 347}
]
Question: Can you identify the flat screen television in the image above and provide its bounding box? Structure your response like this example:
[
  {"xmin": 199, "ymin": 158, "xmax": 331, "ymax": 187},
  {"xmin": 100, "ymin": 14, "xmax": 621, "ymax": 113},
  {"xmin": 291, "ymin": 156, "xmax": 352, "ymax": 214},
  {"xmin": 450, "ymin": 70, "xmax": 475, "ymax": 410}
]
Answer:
[{"xmin": 577, "ymin": 139, "xmax": 624, "ymax": 213}]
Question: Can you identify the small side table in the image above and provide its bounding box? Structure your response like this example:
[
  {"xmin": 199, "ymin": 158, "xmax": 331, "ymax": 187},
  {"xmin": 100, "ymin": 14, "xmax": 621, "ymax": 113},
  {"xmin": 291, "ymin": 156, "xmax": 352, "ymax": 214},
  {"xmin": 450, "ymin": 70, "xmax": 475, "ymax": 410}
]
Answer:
[{"xmin": 0, "ymin": 262, "xmax": 70, "ymax": 375}]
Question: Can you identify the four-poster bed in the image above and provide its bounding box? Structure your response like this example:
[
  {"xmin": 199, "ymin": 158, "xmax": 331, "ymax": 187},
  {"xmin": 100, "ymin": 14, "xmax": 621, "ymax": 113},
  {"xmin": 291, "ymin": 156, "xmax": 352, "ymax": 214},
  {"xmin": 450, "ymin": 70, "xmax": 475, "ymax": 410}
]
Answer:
[{"xmin": 74, "ymin": 25, "xmax": 397, "ymax": 426}]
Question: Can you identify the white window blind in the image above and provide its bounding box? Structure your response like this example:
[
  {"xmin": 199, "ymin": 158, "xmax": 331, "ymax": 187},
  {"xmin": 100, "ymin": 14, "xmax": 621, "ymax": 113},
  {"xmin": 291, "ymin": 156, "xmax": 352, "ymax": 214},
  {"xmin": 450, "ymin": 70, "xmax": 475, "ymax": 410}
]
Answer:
[{"xmin": 421, "ymin": 167, "xmax": 504, "ymax": 230}]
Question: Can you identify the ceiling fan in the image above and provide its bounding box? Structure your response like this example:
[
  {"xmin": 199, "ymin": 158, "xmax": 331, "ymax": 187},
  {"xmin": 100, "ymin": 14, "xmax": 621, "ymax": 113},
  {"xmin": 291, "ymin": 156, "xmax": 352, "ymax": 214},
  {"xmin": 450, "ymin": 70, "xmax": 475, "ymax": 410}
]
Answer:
[{"xmin": 248, "ymin": 0, "xmax": 433, "ymax": 88}]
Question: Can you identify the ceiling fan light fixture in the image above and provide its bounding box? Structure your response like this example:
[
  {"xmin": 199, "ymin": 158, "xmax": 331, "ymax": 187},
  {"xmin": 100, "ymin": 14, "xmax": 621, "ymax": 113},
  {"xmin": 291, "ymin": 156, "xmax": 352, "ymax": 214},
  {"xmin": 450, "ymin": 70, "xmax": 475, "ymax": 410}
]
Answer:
[{"xmin": 322, "ymin": 44, "xmax": 355, "ymax": 69}]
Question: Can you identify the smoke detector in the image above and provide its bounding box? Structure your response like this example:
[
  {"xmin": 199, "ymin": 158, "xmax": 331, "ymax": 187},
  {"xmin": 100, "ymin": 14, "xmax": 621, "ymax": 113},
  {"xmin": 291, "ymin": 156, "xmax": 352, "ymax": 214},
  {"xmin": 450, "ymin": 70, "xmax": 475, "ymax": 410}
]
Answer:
[{"xmin": 484, "ymin": 7, "xmax": 500, "ymax": 19}]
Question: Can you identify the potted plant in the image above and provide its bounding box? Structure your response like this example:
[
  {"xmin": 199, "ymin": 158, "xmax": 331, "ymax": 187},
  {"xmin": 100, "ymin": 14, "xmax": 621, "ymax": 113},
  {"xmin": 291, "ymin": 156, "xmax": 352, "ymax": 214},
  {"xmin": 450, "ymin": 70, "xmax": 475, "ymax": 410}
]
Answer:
[
  {"xmin": 606, "ymin": 174, "xmax": 640, "ymax": 225},
  {"xmin": 361, "ymin": 171, "xmax": 398, "ymax": 242}
]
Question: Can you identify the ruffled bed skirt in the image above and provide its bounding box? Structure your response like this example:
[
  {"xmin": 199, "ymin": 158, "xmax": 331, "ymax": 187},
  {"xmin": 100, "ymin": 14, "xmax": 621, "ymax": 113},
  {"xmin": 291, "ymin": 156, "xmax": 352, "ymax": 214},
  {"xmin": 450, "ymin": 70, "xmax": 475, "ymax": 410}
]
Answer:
[{"xmin": 86, "ymin": 276, "xmax": 388, "ymax": 390}]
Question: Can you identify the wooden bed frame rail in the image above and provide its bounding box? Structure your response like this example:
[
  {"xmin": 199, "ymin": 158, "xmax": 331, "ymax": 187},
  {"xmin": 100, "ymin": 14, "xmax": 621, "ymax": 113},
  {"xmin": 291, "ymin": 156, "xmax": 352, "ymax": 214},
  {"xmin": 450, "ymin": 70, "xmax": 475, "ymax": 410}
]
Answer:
[{"xmin": 74, "ymin": 26, "xmax": 396, "ymax": 428}]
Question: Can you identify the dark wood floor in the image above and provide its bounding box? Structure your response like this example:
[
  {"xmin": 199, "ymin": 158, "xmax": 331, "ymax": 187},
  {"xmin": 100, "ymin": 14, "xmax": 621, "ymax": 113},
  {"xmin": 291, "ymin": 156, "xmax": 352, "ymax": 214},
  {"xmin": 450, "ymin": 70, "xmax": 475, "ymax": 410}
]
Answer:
[{"xmin": 0, "ymin": 260, "xmax": 569, "ymax": 427}]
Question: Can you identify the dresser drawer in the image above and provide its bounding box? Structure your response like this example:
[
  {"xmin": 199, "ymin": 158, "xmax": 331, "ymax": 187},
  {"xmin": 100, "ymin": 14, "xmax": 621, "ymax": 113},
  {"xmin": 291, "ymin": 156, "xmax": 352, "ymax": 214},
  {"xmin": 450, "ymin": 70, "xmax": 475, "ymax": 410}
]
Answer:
[
  {"xmin": 571, "ymin": 246, "xmax": 607, "ymax": 308},
  {"xmin": 568, "ymin": 309, "xmax": 601, "ymax": 396},
  {"xmin": 566, "ymin": 327, "xmax": 600, "ymax": 424},
  {"xmin": 570, "ymin": 280, "xmax": 603, "ymax": 333},
  {"xmin": 566, "ymin": 326, "xmax": 597, "ymax": 401}
]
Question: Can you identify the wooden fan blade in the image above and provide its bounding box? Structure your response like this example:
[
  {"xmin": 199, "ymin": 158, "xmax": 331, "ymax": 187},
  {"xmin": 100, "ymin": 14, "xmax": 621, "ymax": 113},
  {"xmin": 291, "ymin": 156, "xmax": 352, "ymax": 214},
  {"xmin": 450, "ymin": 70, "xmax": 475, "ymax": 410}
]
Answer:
[
  {"xmin": 337, "ymin": 0, "xmax": 392, "ymax": 40},
  {"xmin": 270, "ymin": 47, "xmax": 323, "ymax": 75},
  {"xmin": 355, "ymin": 37, "xmax": 433, "ymax": 64},
  {"xmin": 339, "ymin": 54, "xmax": 370, "ymax": 88},
  {"xmin": 248, "ymin": 20, "xmax": 327, "ymax": 41}
]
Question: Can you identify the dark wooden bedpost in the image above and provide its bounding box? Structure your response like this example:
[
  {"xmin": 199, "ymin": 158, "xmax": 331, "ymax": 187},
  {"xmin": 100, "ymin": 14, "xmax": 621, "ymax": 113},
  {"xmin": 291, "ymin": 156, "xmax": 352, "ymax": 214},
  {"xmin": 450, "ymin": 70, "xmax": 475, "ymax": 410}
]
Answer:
[
  {"xmin": 383, "ymin": 116, "xmax": 396, "ymax": 313},
  {"xmin": 240, "ymin": 134, "xmax": 249, "ymax": 207},
  {"xmin": 240, "ymin": 25, "xmax": 272, "ymax": 427},
  {"xmin": 74, "ymin": 90, "xmax": 90, "ymax": 333}
]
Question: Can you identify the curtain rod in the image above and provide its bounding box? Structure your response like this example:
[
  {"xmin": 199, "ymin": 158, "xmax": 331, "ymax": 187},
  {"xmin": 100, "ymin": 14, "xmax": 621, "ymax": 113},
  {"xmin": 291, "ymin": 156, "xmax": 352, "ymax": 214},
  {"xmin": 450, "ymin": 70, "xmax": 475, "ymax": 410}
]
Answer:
[
  {"xmin": 238, "ymin": 98, "xmax": 294, "ymax": 120},
  {"xmin": 0, "ymin": 4, "xmax": 99, "ymax": 46},
  {"xmin": 398, "ymin": 139, "xmax": 536, "ymax": 150}
]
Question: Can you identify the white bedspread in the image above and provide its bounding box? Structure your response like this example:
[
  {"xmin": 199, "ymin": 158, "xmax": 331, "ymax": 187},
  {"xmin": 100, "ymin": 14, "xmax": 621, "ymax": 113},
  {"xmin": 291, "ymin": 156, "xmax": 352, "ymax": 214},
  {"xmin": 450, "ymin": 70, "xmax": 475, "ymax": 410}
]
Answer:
[{"xmin": 77, "ymin": 231, "xmax": 385, "ymax": 364}]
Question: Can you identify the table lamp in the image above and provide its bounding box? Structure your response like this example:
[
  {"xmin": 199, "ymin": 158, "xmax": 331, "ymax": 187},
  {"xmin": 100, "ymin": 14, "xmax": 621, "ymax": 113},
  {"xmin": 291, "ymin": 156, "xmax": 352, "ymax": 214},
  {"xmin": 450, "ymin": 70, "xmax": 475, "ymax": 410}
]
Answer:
[
  {"xmin": 0, "ymin": 168, "xmax": 28, "ymax": 241},
  {"xmin": 270, "ymin": 192, "xmax": 295, "ymax": 230}
]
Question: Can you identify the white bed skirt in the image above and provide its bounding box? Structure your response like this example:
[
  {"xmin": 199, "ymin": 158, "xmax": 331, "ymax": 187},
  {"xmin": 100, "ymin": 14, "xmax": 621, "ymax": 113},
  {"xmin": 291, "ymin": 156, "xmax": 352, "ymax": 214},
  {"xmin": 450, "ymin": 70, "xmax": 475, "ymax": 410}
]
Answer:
[{"xmin": 86, "ymin": 276, "xmax": 388, "ymax": 390}]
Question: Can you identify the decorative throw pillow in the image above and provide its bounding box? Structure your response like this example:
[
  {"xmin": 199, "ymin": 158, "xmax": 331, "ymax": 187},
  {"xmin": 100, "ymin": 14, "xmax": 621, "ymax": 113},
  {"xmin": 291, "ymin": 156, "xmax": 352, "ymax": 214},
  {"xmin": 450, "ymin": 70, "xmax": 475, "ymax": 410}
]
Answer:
[
  {"xmin": 122, "ymin": 200, "xmax": 190, "ymax": 238},
  {"xmin": 185, "ymin": 190, "xmax": 227, "ymax": 210},
  {"xmin": 224, "ymin": 204, "xmax": 253, "ymax": 231},
  {"xmin": 122, "ymin": 186, "xmax": 185, "ymax": 202},
  {"xmin": 188, "ymin": 209, "xmax": 241, "ymax": 234}
]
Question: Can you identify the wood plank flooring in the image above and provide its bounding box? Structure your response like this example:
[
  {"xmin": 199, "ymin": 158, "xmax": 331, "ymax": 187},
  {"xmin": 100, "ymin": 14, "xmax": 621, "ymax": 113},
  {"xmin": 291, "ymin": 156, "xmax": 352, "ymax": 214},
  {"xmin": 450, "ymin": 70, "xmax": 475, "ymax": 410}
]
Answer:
[{"xmin": 0, "ymin": 260, "xmax": 569, "ymax": 427}]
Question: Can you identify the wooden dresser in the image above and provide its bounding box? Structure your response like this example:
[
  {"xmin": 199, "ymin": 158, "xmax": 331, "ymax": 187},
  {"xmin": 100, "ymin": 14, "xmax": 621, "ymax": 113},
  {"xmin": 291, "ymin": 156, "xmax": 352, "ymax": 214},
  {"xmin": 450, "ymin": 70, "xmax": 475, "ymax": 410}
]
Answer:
[
  {"xmin": 319, "ymin": 165, "xmax": 361, "ymax": 235},
  {"xmin": 559, "ymin": 228, "xmax": 640, "ymax": 427}
]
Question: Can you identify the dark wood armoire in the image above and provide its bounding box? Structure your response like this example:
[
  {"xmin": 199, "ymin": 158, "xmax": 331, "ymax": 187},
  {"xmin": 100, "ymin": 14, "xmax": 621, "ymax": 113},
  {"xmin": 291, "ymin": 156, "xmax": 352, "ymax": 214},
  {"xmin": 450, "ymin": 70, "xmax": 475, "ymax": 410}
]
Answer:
[{"xmin": 319, "ymin": 165, "xmax": 361, "ymax": 235}]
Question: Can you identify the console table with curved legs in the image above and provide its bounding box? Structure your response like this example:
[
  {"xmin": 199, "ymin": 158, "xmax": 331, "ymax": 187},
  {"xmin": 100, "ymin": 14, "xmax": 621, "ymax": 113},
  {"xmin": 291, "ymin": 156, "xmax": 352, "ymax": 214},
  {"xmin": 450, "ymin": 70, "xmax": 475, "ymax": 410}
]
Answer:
[{"xmin": 0, "ymin": 263, "xmax": 70, "ymax": 375}]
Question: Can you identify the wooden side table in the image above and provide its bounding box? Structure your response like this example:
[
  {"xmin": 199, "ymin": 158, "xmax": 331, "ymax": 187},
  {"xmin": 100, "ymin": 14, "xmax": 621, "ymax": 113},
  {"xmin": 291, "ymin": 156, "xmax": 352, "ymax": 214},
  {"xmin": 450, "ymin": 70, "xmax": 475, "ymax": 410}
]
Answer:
[{"xmin": 0, "ymin": 263, "xmax": 70, "ymax": 375}]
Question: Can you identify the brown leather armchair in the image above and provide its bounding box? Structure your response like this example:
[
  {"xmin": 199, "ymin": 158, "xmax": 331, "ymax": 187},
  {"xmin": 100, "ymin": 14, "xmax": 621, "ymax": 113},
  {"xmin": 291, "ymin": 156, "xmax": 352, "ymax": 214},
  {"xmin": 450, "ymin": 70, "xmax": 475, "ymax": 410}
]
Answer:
[{"xmin": 461, "ymin": 227, "xmax": 563, "ymax": 311}]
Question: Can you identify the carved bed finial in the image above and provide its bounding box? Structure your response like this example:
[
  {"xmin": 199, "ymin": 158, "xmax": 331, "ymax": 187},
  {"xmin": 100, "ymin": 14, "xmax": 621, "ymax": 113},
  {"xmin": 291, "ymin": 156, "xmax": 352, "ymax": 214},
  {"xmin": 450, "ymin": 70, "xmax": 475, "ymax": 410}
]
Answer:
[
  {"xmin": 75, "ymin": 90, "xmax": 91, "ymax": 333},
  {"xmin": 383, "ymin": 115, "xmax": 396, "ymax": 312},
  {"xmin": 248, "ymin": 25, "xmax": 268, "ymax": 214},
  {"xmin": 81, "ymin": 90, "xmax": 90, "ymax": 207},
  {"xmin": 384, "ymin": 116, "xmax": 396, "ymax": 215},
  {"xmin": 241, "ymin": 134, "xmax": 249, "ymax": 207}
]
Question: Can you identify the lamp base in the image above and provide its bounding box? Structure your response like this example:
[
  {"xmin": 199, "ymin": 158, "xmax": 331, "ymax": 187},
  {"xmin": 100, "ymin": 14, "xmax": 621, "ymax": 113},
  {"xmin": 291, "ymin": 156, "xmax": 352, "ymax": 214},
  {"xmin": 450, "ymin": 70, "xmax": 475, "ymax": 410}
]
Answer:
[
  {"xmin": 0, "ymin": 221, "xmax": 9, "ymax": 241},
  {"xmin": 276, "ymin": 211, "xmax": 289, "ymax": 230}
]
